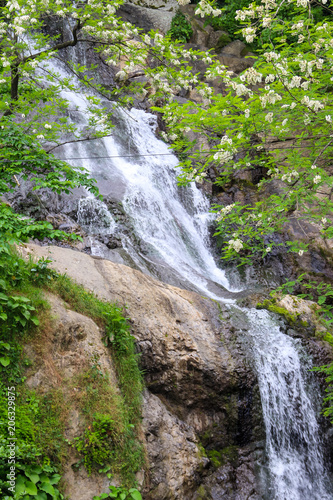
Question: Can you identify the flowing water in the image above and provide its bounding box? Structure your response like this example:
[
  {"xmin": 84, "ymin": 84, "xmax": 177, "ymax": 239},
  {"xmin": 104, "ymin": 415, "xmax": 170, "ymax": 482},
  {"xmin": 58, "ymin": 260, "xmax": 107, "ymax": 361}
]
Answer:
[{"xmin": 46, "ymin": 58, "xmax": 332, "ymax": 498}]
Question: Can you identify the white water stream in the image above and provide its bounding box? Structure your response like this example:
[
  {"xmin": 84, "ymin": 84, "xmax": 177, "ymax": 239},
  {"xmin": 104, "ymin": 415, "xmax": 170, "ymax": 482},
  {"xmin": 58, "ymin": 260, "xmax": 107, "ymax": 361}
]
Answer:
[{"xmin": 46, "ymin": 59, "xmax": 332, "ymax": 498}]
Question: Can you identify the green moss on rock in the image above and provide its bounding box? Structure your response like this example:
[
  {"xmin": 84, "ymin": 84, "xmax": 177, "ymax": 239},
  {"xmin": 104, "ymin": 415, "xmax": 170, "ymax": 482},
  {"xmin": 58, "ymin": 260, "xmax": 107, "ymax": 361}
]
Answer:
[
  {"xmin": 256, "ymin": 299, "xmax": 298, "ymax": 323},
  {"xmin": 216, "ymin": 33, "xmax": 232, "ymax": 51}
]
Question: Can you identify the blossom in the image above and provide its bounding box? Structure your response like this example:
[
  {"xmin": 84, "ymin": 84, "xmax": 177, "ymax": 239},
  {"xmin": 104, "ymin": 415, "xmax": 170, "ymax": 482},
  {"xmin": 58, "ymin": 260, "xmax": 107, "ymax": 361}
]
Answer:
[
  {"xmin": 322, "ymin": 218, "xmax": 327, "ymax": 224},
  {"xmin": 115, "ymin": 70, "xmax": 126, "ymax": 80},
  {"xmin": 37, "ymin": 134, "xmax": 44, "ymax": 140},
  {"xmin": 313, "ymin": 175, "xmax": 321, "ymax": 184},
  {"xmin": 298, "ymin": 249, "xmax": 304, "ymax": 256},
  {"xmin": 44, "ymin": 124, "xmax": 52, "ymax": 129},
  {"xmin": 228, "ymin": 238, "xmax": 243, "ymax": 253},
  {"xmin": 216, "ymin": 204, "xmax": 235, "ymax": 221},
  {"xmin": 326, "ymin": 115, "xmax": 332, "ymax": 123},
  {"xmin": 265, "ymin": 112, "xmax": 273, "ymax": 123},
  {"xmin": 266, "ymin": 247, "xmax": 271, "ymax": 252}
]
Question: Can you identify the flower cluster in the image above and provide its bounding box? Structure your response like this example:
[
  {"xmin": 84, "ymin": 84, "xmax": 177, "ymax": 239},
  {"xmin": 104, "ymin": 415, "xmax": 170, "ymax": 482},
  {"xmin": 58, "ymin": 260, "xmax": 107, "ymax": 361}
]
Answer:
[
  {"xmin": 228, "ymin": 238, "xmax": 244, "ymax": 253},
  {"xmin": 216, "ymin": 204, "xmax": 235, "ymax": 222}
]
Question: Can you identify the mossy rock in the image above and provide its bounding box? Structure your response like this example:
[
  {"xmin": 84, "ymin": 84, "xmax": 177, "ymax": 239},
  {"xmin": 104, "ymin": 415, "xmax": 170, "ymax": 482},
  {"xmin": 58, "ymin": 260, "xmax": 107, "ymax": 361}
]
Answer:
[
  {"xmin": 195, "ymin": 484, "xmax": 211, "ymax": 500},
  {"xmin": 216, "ymin": 33, "xmax": 232, "ymax": 51},
  {"xmin": 256, "ymin": 299, "xmax": 298, "ymax": 324},
  {"xmin": 207, "ymin": 445, "xmax": 238, "ymax": 468},
  {"xmin": 240, "ymin": 46, "xmax": 251, "ymax": 57},
  {"xmin": 322, "ymin": 331, "xmax": 333, "ymax": 347}
]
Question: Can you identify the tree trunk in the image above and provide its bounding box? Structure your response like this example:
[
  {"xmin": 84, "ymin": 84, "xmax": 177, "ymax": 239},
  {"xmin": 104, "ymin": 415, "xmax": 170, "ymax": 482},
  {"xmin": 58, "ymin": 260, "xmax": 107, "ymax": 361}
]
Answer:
[{"xmin": 11, "ymin": 63, "xmax": 19, "ymax": 101}]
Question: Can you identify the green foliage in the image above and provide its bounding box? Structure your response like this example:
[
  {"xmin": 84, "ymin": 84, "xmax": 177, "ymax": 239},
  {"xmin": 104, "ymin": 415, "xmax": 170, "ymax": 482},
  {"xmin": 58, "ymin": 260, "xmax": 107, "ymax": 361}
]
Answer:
[
  {"xmin": 93, "ymin": 485, "xmax": 142, "ymax": 500},
  {"xmin": 70, "ymin": 365, "xmax": 144, "ymax": 485},
  {"xmin": 74, "ymin": 413, "xmax": 120, "ymax": 475},
  {"xmin": 312, "ymin": 364, "xmax": 333, "ymax": 424},
  {"xmin": 204, "ymin": 0, "xmax": 251, "ymax": 40},
  {"xmin": 0, "ymin": 121, "xmax": 99, "ymax": 198},
  {"xmin": 160, "ymin": 0, "xmax": 333, "ymax": 267},
  {"xmin": 0, "ymin": 385, "xmax": 65, "ymax": 499},
  {"xmin": 273, "ymin": 274, "xmax": 333, "ymax": 328},
  {"xmin": 167, "ymin": 11, "xmax": 193, "ymax": 43},
  {"xmin": 1, "ymin": 462, "xmax": 63, "ymax": 500}
]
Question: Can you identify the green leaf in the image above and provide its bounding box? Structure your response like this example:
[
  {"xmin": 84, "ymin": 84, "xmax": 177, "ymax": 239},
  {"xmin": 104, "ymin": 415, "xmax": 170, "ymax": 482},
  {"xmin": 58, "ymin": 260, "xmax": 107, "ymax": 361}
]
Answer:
[
  {"xmin": 25, "ymin": 471, "xmax": 40, "ymax": 484},
  {"xmin": 0, "ymin": 356, "xmax": 10, "ymax": 366},
  {"xmin": 31, "ymin": 316, "xmax": 40, "ymax": 325},
  {"xmin": 49, "ymin": 474, "xmax": 61, "ymax": 485},
  {"xmin": 129, "ymin": 491, "xmax": 142, "ymax": 500},
  {"xmin": 24, "ymin": 481, "xmax": 38, "ymax": 495},
  {"xmin": 39, "ymin": 474, "xmax": 50, "ymax": 483},
  {"xmin": 14, "ymin": 475, "xmax": 26, "ymax": 495},
  {"xmin": 34, "ymin": 492, "xmax": 48, "ymax": 500},
  {"xmin": 39, "ymin": 482, "xmax": 55, "ymax": 496}
]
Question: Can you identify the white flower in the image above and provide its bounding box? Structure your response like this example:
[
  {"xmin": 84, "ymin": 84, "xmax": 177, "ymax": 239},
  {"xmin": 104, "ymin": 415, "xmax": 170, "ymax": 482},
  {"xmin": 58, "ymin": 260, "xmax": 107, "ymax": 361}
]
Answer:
[
  {"xmin": 326, "ymin": 115, "xmax": 332, "ymax": 123},
  {"xmin": 115, "ymin": 70, "xmax": 126, "ymax": 80},
  {"xmin": 265, "ymin": 112, "xmax": 273, "ymax": 123},
  {"xmin": 228, "ymin": 238, "xmax": 243, "ymax": 253},
  {"xmin": 44, "ymin": 123, "xmax": 52, "ymax": 129},
  {"xmin": 311, "ymin": 164, "xmax": 317, "ymax": 169},
  {"xmin": 216, "ymin": 204, "xmax": 235, "ymax": 221},
  {"xmin": 313, "ymin": 175, "xmax": 321, "ymax": 184},
  {"xmin": 37, "ymin": 134, "xmax": 44, "ymax": 140},
  {"xmin": 266, "ymin": 247, "xmax": 271, "ymax": 253},
  {"xmin": 322, "ymin": 218, "xmax": 327, "ymax": 224},
  {"xmin": 298, "ymin": 249, "xmax": 304, "ymax": 256}
]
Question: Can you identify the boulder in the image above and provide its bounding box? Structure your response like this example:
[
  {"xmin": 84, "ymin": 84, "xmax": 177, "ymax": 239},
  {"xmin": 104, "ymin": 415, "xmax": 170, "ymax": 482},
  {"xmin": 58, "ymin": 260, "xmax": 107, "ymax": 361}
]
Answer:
[{"xmin": 118, "ymin": 3, "xmax": 175, "ymax": 34}]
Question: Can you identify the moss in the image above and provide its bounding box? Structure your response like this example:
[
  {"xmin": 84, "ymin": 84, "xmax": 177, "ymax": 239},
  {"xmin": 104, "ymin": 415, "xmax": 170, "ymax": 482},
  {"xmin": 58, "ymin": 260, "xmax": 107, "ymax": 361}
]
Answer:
[
  {"xmin": 220, "ymin": 445, "xmax": 238, "ymax": 467},
  {"xmin": 197, "ymin": 443, "xmax": 208, "ymax": 459},
  {"xmin": 216, "ymin": 33, "xmax": 232, "ymax": 51},
  {"xmin": 196, "ymin": 485, "xmax": 210, "ymax": 500},
  {"xmin": 207, "ymin": 445, "xmax": 238, "ymax": 469},
  {"xmin": 256, "ymin": 299, "xmax": 298, "ymax": 323},
  {"xmin": 207, "ymin": 449, "xmax": 222, "ymax": 468},
  {"xmin": 322, "ymin": 332, "xmax": 333, "ymax": 347},
  {"xmin": 240, "ymin": 46, "xmax": 251, "ymax": 57}
]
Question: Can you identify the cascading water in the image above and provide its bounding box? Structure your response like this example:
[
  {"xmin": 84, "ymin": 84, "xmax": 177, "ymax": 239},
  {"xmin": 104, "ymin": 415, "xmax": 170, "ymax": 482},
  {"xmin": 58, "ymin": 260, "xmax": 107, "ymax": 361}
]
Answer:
[
  {"xmin": 246, "ymin": 309, "xmax": 331, "ymax": 499},
  {"xmin": 46, "ymin": 57, "xmax": 332, "ymax": 498}
]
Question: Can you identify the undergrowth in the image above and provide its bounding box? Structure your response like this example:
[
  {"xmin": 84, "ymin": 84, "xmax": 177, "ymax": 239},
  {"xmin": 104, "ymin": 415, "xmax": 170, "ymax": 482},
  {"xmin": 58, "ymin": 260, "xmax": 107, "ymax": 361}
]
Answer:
[{"xmin": 0, "ymin": 247, "xmax": 144, "ymax": 497}]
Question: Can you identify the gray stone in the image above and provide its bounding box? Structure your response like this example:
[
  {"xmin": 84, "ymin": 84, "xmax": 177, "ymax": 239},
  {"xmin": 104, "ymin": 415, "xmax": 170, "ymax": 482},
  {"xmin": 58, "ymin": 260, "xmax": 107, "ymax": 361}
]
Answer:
[
  {"xmin": 119, "ymin": 3, "xmax": 174, "ymax": 34},
  {"xmin": 221, "ymin": 40, "xmax": 247, "ymax": 58}
]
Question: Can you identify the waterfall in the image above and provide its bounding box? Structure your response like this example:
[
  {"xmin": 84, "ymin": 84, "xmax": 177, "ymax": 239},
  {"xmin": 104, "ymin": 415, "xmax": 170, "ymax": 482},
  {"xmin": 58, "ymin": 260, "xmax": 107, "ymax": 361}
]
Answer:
[
  {"xmin": 246, "ymin": 309, "xmax": 331, "ymax": 499},
  {"xmin": 47, "ymin": 59, "xmax": 332, "ymax": 498}
]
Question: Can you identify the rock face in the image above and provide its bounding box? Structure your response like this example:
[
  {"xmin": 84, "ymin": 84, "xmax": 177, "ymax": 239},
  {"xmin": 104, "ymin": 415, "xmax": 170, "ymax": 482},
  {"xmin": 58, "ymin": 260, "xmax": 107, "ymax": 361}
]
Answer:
[{"xmin": 22, "ymin": 243, "xmax": 264, "ymax": 499}]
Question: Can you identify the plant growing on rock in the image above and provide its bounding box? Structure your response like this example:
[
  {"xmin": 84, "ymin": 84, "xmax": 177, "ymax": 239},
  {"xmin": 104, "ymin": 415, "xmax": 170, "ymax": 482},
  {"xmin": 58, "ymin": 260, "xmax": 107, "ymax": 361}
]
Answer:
[{"xmin": 167, "ymin": 11, "xmax": 193, "ymax": 42}]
